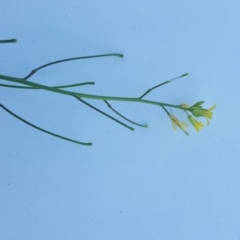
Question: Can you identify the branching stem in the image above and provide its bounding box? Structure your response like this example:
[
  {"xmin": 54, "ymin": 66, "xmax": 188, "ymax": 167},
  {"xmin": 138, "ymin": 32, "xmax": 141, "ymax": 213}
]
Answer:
[
  {"xmin": 75, "ymin": 97, "xmax": 134, "ymax": 131},
  {"xmin": 0, "ymin": 74, "xmax": 185, "ymax": 110}
]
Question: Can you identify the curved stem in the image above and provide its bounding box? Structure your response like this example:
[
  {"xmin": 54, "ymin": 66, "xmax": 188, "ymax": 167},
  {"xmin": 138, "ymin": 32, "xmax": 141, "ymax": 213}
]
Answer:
[
  {"xmin": 104, "ymin": 100, "xmax": 147, "ymax": 128},
  {"xmin": 23, "ymin": 53, "xmax": 124, "ymax": 79},
  {"xmin": 0, "ymin": 103, "xmax": 92, "ymax": 146}
]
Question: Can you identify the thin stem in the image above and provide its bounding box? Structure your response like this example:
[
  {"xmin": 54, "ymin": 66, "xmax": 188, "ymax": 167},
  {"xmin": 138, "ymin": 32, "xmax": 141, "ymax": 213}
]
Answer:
[
  {"xmin": 0, "ymin": 39, "xmax": 17, "ymax": 43},
  {"xmin": 51, "ymin": 82, "xmax": 95, "ymax": 88},
  {"xmin": 0, "ymin": 81, "xmax": 95, "ymax": 89},
  {"xmin": 161, "ymin": 105, "xmax": 170, "ymax": 115},
  {"xmin": 0, "ymin": 103, "xmax": 92, "ymax": 146},
  {"xmin": 23, "ymin": 53, "xmax": 124, "ymax": 79},
  {"xmin": 104, "ymin": 100, "xmax": 147, "ymax": 128},
  {"xmin": 184, "ymin": 110, "xmax": 190, "ymax": 116},
  {"xmin": 0, "ymin": 74, "xmax": 184, "ymax": 110},
  {"xmin": 75, "ymin": 97, "xmax": 134, "ymax": 131},
  {"xmin": 139, "ymin": 73, "xmax": 188, "ymax": 99}
]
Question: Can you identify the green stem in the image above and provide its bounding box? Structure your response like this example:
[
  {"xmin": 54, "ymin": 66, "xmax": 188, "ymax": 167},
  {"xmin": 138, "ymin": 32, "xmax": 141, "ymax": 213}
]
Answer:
[
  {"xmin": 0, "ymin": 74, "xmax": 185, "ymax": 110},
  {"xmin": 75, "ymin": 97, "xmax": 134, "ymax": 131},
  {"xmin": 0, "ymin": 103, "xmax": 92, "ymax": 146},
  {"xmin": 161, "ymin": 105, "xmax": 170, "ymax": 115},
  {"xmin": 104, "ymin": 100, "xmax": 147, "ymax": 128},
  {"xmin": 139, "ymin": 73, "xmax": 188, "ymax": 99},
  {"xmin": 0, "ymin": 81, "xmax": 94, "ymax": 89},
  {"xmin": 24, "ymin": 53, "xmax": 124, "ymax": 79}
]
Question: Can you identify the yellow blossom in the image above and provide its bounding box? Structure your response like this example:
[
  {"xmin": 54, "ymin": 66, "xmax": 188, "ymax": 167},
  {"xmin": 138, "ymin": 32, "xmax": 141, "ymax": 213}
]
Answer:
[
  {"xmin": 169, "ymin": 114, "xmax": 188, "ymax": 135},
  {"xmin": 188, "ymin": 115, "xmax": 204, "ymax": 132},
  {"xmin": 191, "ymin": 104, "xmax": 216, "ymax": 121}
]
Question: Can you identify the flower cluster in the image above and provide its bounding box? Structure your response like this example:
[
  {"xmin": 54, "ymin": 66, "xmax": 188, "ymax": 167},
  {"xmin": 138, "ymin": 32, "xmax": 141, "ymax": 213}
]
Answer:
[{"xmin": 168, "ymin": 101, "xmax": 216, "ymax": 135}]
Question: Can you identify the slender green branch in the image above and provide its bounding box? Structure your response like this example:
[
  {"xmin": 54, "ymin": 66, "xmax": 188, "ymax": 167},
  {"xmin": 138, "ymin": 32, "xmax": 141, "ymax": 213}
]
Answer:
[
  {"xmin": 74, "ymin": 97, "xmax": 134, "ymax": 131},
  {"xmin": 0, "ymin": 39, "xmax": 17, "ymax": 43},
  {"xmin": 0, "ymin": 103, "xmax": 92, "ymax": 146},
  {"xmin": 46, "ymin": 82, "xmax": 95, "ymax": 88},
  {"xmin": 104, "ymin": 100, "xmax": 147, "ymax": 128},
  {"xmin": 161, "ymin": 105, "xmax": 170, "ymax": 115},
  {"xmin": 0, "ymin": 74, "xmax": 185, "ymax": 110},
  {"xmin": 23, "ymin": 53, "xmax": 124, "ymax": 79},
  {"xmin": 139, "ymin": 73, "xmax": 188, "ymax": 99},
  {"xmin": 0, "ymin": 81, "xmax": 94, "ymax": 89}
]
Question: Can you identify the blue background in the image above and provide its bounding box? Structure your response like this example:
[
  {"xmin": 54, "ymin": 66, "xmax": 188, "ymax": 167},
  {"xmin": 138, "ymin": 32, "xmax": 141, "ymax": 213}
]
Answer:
[{"xmin": 1, "ymin": 1, "xmax": 240, "ymax": 239}]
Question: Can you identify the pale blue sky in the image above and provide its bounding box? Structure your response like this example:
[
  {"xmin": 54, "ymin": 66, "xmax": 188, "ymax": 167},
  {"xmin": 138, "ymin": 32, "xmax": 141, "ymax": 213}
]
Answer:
[{"xmin": 1, "ymin": 1, "xmax": 240, "ymax": 239}]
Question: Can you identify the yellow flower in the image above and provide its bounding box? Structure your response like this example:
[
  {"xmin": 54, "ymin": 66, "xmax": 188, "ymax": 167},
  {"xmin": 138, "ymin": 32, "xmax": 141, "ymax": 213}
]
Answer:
[
  {"xmin": 191, "ymin": 104, "xmax": 216, "ymax": 123},
  {"xmin": 169, "ymin": 114, "xmax": 188, "ymax": 135},
  {"xmin": 188, "ymin": 115, "xmax": 204, "ymax": 132}
]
